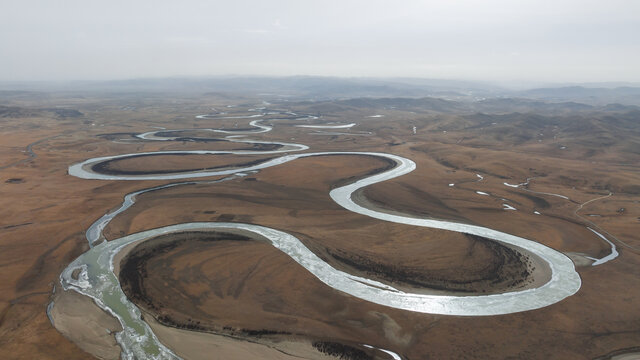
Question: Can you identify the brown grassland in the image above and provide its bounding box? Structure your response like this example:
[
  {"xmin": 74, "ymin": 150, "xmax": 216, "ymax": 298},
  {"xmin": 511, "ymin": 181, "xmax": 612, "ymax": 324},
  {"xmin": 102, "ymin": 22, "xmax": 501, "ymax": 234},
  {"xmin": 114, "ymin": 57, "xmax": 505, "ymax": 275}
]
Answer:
[{"xmin": 0, "ymin": 92, "xmax": 639, "ymax": 359}]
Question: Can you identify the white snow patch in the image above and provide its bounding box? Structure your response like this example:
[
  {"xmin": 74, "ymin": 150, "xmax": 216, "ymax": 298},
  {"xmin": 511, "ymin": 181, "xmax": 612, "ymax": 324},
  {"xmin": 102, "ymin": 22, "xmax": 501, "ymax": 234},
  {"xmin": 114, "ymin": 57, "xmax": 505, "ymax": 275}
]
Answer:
[{"xmin": 502, "ymin": 204, "xmax": 517, "ymax": 211}]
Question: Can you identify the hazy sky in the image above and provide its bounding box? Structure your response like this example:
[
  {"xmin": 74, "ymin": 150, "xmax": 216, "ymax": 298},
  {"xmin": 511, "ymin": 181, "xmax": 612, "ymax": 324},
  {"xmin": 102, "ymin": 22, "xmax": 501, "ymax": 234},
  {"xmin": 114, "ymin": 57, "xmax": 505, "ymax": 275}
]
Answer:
[{"xmin": 1, "ymin": 0, "xmax": 639, "ymax": 83}]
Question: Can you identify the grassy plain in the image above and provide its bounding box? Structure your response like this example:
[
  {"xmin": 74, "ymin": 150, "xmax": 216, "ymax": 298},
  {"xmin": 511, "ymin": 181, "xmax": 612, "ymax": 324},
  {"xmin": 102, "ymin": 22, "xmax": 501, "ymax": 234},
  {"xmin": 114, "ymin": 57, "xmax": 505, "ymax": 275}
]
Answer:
[{"xmin": 0, "ymin": 91, "xmax": 638, "ymax": 359}]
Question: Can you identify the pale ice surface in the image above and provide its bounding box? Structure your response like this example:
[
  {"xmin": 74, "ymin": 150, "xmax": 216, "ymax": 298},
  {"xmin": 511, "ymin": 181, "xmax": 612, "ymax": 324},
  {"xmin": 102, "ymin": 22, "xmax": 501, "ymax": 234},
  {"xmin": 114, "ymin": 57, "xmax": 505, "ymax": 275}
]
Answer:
[
  {"xmin": 69, "ymin": 149, "xmax": 581, "ymax": 316},
  {"xmin": 363, "ymin": 344, "xmax": 402, "ymax": 360},
  {"xmin": 589, "ymin": 228, "xmax": 619, "ymax": 266},
  {"xmin": 295, "ymin": 123, "xmax": 356, "ymax": 129}
]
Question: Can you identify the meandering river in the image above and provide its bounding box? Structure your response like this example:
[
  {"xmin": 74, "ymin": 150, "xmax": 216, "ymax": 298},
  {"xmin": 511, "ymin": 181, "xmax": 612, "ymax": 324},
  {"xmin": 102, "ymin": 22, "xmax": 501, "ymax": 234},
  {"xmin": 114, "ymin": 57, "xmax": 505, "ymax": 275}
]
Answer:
[{"xmin": 54, "ymin": 110, "xmax": 583, "ymax": 359}]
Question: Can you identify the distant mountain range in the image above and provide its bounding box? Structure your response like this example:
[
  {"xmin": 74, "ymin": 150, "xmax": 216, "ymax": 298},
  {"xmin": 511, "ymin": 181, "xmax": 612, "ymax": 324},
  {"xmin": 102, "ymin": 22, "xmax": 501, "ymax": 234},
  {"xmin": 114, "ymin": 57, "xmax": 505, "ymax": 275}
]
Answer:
[
  {"xmin": 1, "ymin": 76, "xmax": 640, "ymax": 105},
  {"xmin": 296, "ymin": 95, "xmax": 639, "ymax": 116},
  {"xmin": 0, "ymin": 104, "xmax": 83, "ymax": 118},
  {"xmin": 516, "ymin": 86, "xmax": 640, "ymax": 105}
]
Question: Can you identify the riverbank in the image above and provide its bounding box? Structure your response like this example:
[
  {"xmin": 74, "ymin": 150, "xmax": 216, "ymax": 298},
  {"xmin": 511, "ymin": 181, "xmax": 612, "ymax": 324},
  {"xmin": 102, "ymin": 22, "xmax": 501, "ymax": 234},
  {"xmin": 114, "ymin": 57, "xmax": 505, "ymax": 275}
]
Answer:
[{"xmin": 48, "ymin": 287, "xmax": 122, "ymax": 360}]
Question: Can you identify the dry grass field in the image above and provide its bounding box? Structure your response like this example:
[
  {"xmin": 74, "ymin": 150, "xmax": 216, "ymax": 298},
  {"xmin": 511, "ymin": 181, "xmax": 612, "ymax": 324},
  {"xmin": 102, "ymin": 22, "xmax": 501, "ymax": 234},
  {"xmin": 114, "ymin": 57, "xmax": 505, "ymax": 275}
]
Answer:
[{"xmin": 0, "ymin": 91, "xmax": 638, "ymax": 359}]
